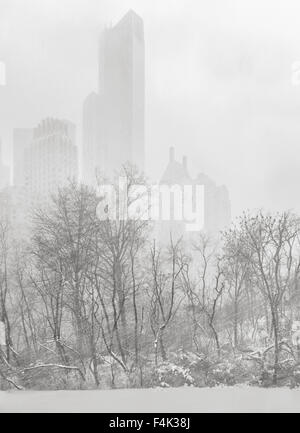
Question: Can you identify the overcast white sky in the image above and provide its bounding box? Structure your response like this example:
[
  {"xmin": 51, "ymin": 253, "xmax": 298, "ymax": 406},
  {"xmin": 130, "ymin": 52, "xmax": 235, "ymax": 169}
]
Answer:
[{"xmin": 1, "ymin": 0, "xmax": 300, "ymax": 217}]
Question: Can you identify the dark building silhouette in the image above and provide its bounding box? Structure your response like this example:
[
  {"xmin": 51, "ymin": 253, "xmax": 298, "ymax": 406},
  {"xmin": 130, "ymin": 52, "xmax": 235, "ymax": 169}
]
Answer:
[
  {"xmin": 156, "ymin": 147, "xmax": 231, "ymax": 242},
  {"xmin": 83, "ymin": 10, "xmax": 145, "ymax": 185}
]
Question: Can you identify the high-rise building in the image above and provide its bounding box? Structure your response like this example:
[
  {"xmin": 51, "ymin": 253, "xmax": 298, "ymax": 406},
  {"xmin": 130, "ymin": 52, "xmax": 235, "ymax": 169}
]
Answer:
[
  {"xmin": 24, "ymin": 118, "xmax": 78, "ymax": 203},
  {"xmin": 100, "ymin": 10, "xmax": 145, "ymax": 174},
  {"xmin": 0, "ymin": 140, "xmax": 10, "ymax": 191},
  {"xmin": 83, "ymin": 10, "xmax": 145, "ymax": 185}
]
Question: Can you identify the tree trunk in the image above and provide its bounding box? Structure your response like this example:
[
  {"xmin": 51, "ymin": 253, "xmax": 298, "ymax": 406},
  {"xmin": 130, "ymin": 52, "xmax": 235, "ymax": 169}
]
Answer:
[
  {"xmin": 271, "ymin": 306, "xmax": 279, "ymax": 385},
  {"xmin": 159, "ymin": 334, "xmax": 167, "ymax": 361},
  {"xmin": 210, "ymin": 322, "xmax": 221, "ymax": 358},
  {"xmin": 233, "ymin": 300, "xmax": 239, "ymax": 348}
]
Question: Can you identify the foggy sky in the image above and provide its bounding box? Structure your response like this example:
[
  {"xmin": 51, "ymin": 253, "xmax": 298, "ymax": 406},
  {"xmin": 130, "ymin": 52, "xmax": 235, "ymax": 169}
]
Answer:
[{"xmin": 1, "ymin": 0, "xmax": 300, "ymax": 217}]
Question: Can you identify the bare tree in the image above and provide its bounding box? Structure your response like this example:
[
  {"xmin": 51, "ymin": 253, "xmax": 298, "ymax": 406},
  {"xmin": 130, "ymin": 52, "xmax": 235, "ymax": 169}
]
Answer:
[
  {"xmin": 0, "ymin": 218, "xmax": 16, "ymax": 363},
  {"xmin": 147, "ymin": 239, "xmax": 184, "ymax": 365},
  {"xmin": 223, "ymin": 229, "xmax": 251, "ymax": 348},
  {"xmin": 181, "ymin": 234, "xmax": 226, "ymax": 357},
  {"xmin": 234, "ymin": 212, "xmax": 300, "ymax": 384}
]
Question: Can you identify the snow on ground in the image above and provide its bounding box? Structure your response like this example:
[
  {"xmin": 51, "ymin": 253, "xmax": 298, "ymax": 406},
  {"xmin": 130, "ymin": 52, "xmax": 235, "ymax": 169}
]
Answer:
[{"xmin": 1, "ymin": 386, "xmax": 300, "ymax": 413}]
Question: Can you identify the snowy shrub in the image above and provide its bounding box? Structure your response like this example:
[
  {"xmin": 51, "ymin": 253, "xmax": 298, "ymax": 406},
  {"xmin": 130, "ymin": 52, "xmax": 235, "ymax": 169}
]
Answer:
[
  {"xmin": 206, "ymin": 356, "xmax": 258, "ymax": 387},
  {"xmin": 291, "ymin": 365, "xmax": 300, "ymax": 388},
  {"xmin": 152, "ymin": 361, "xmax": 195, "ymax": 388}
]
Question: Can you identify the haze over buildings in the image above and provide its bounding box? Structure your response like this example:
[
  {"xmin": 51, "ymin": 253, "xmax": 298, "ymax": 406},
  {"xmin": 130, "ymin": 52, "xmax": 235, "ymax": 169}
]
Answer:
[
  {"xmin": 2, "ymin": 0, "xmax": 300, "ymax": 217},
  {"xmin": 0, "ymin": 7, "xmax": 231, "ymax": 240}
]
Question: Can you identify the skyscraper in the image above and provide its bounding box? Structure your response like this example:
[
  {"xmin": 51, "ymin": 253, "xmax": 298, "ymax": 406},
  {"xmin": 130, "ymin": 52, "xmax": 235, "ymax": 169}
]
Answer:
[
  {"xmin": 24, "ymin": 118, "xmax": 78, "ymax": 203},
  {"xmin": 100, "ymin": 10, "xmax": 145, "ymax": 174},
  {"xmin": 83, "ymin": 10, "xmax": 145, "ymax": 185}
]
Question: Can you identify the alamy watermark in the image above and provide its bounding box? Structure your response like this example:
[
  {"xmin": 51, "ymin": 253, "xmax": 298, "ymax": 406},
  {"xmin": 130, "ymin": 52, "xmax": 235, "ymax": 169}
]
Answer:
[
  {"xmin": 96, "ymin": 177, "xmax": 205, "ymax": 232},
  {"xmin": 0, "ymin": 61, "xmax": 6, "ymax": 86}
]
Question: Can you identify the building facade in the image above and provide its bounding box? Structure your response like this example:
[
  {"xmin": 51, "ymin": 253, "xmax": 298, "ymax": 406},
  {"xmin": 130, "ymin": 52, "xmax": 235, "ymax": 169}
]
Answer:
[{"xmin": 24, "ymin": 118, "xmax": 78, "ymax": 204}]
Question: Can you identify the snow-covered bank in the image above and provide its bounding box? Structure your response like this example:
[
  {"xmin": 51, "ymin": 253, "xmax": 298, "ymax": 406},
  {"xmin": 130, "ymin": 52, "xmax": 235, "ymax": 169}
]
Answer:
[{"xmin": 1, "ymin": 386, "xmax": 300, "ymax": 413}]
